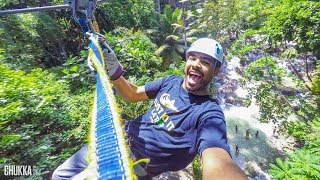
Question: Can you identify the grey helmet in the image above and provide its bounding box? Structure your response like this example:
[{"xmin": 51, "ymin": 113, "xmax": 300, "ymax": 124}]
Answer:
[{"xmin": 187, "ymin": 38, "xmax": 224, "ymax": 63}]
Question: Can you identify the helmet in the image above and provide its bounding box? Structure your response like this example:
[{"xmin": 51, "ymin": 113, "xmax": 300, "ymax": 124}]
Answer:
[{"xmin": 186, "ymin": 38, "xmax": 224, "ymax": 63}]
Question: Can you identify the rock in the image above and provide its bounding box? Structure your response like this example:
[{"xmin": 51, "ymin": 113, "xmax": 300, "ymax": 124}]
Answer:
[
  {"xmin": 243, "ymin": 161, "xmax": 272, "ymax": 180},
  {"xmin": 177, "ymin": 163, "xmax": 194, "ymax": 180},
  {"xmin": 152, "ymin": 163, "xmax": 194, "ymax": 180},
  {"xmin": 152, "ymin": 171, "xmax": 180, "ymax": 180},
  {"xmin": 244, "ymin": 161, "xmax": 258, "ymax": 177},
  {"xmin": 240, "ymin": 59, "xmax": 247, "ymax": 67},
  {"xmin": 235, "ymin": 66, "xmax": 244, "ymax": 76}
]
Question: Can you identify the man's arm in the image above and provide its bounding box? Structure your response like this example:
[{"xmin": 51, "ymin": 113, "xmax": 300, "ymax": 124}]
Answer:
[
  {"xmin": 99, "ymin": 41, "xmax": 149, "ymax": 102},
  {"xmin": 201, "ymin": 147, "xmax": 247, "ymax": 180},
  {"xmin": 112, "ymin": 75, "xmax": 149, "ymax": 102}
]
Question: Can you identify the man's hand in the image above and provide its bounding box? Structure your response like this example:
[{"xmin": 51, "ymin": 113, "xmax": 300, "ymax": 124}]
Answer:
[
  {"xmin": 100, "ymin": 41, "xmax": 123, "ymax": 80},
  {"xmin": 201, "ymin": 148, "xmax": 247, "ymax": 180}
]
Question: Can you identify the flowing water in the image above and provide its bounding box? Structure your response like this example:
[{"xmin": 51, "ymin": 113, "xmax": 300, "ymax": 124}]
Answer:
[
  {"xmin": 224, "ymin": 105, "xmax": 275, "ymax": 179},
  {"xmin": 215, "ymin": 55, "xmax": 281, "ymax": 179}
]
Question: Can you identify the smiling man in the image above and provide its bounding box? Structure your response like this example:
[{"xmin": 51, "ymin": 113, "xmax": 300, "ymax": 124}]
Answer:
[{"xmin": 52, "ymin": 38, "xmax": 246, "ymax": 180}]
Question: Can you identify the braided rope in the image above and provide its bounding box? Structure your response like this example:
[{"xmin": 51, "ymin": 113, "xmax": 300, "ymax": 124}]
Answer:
[{"xmin": 86, "ymin": 33, "xmax": 135, "ymax": 180}]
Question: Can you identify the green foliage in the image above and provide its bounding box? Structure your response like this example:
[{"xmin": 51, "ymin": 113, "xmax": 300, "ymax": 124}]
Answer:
[
  {"xmin": 192, "ymin": 155, "xmax": 202, "ymax": 180},
  {"xmin": 1, "ymin": 134, "xmax": 21, "ymax": 146},
  {"xmin": 105, "ymin": 28, "xmax": 161, "ymax": 81},
  {"xmin": 242, "ymin": 0, "xmax": 269, "ymax": 30},
  {"xmin": 261, "ymin": 1, "xmax": 320, "ymax": 58},
  {"xmin": 231, "ymin": 29, "xmax": 263, "ymax": 56},
  {"xmin": 269, "ymin": 149, "xmax": 320, "ymax": 179},
  {"xmin": 160, "ymin": 5, "xmax": 184, "ymax": 36},
  {"xmin": 0, "ymin": 0, "xmax": 20, "ymax": 7},
  {"xmin": 199, "ymin": 0, "xmax": 241, "ymax": 37},
  {"xmin": 130, "ymin": 0, "xmax": 158, "ymax": 29},
  {"xmin": 154, "ymin": 61, "xmax": 186, "ymax": 79},
  {"xmin": 55, "ymin": 50, "xmax": 96, "ymax": 94},
  {"xmin": 295, "ymin": 94, "xmax": 320, "ymax": 123},
  {"xmin": 311, "ymin": 60, "xmax": 320, "ymax": 93},
  {"xmin": 0, "ymin": 11, "xmax": 80, "ymax": 70},
  {"xmin": 245, "ymin": 56, "xmax": 285, "ymax": 82},
  {"xmin": 193, "ymin": 0, "xmax": 268, "ymax": 41},
  {"xmin": 305, "ymin": 137, "xmax": 320, "ymax": 156},
  {"xmin": 286, "ymin": 121, "xmax": 309, "ymax": 140},
  {"xmin": 286, "ymin": 116, "xmax": 320, "ymax": 145},
  {"xmin": 0, "ymin": 64, "xmax": 92, "ymax": 178},
  {"xmin": 269, "ymin": 158, "xmax": 294, "ymax": 180},
  {"xmin": 155, "ymin": 5, "xmax": 191, "ymax": 70},
  {"xmin": 0, "ymin": 14, "xmax": 46, "ymax": 69},
  {"xmin": 99, "ymin": 0, "xmax": 157, "ymax": 30},
  {"xmin": 245, "ymin": 56, "xmax": 292, "ymax": 123},
  {"xmin": 156, "ymin": 35, "xmax": 186, "ymax": 70},
  {"xmin": 309, "ymin": 117, "xmax": 320, "ymax": 143},
  {"xmin": 0, "ymin": 0, "xmax": 85, "ymax": 71}
]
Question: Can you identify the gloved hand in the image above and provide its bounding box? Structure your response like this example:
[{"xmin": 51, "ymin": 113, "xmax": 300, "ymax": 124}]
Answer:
[{"xmin": 100, "ymin": 41, "xmax": 124, "ymax": 81}]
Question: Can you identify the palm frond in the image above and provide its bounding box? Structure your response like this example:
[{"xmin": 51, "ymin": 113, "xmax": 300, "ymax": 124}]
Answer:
[{"xmin": 156, "ymin": 44, "xmax": 171, "ymax": 56}]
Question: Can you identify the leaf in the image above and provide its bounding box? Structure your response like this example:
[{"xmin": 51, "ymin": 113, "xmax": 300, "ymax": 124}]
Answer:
[
  {"xmin": 1, "ymin": 134, "xmax": 21, "ymax": 146},
  {"xmin": 172, "ymin": 8, "xmax": 182, "ymax": 23},
  {"xmin": 62, "ymin": 68, "xmax": 69, "ymax": 75},
  {"xmin": 172, "ymin": 23, "xmax": 184, "ymax": 29},
  {"xmin": 0, "ymin": 120, "xmax": 9, "ymax": 130},
  {"xmin": 281, "ymin": 48, "xmax": 298, "ymax": 59},
  {"xmin": 70, "ymin": 65, "xmax": 80, "ymax": 73},
  {"xmin": 310, "ymin": 164, "xmax": 320, "ymax": 173},
  {"xmin": 156, "ymin": 44, "xmax": 170, "ymax": 56}
]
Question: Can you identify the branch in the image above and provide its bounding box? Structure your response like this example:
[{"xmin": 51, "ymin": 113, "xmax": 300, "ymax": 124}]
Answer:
[
  {"xmin": 288, "ymin": 60, "xmax": 312, "ymax": 91},
  {"xmin": 305, "ymin": 55, "xmax": 312, "ymax": 82},
  {"xmin": 58, "ymin": 39, "xmax": 67, "ymax": 62},
  {"xmin": 265, "ymin": 56, "xmax": 308, "ymax": 122}
]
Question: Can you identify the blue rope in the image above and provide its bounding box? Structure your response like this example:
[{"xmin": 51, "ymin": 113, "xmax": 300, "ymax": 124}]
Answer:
[{"xmin": 86, "ymin": 33, "xmax": 134, "ymax": 180}]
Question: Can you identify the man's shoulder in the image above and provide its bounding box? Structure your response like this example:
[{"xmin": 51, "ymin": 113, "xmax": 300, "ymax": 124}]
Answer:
[
  {"xmin": 163, "ymin": 74, "xmax": 183, "ymax": 81},
  {"xmin": 195, "ymin": 99, "xmax": 224, "ymax": 121},
  {"xmin": 197, "ymin": 99, "xmax": 222, "ymax": 112},
  {"xmin": 160, "ymin": 74, "xmax": 183, "ymax": 86}
]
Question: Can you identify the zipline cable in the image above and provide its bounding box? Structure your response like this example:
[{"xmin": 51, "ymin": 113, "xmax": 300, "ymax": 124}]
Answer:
[
  {"xmin": 0, "ymin": 0, "xmax": 106, "ymax": 16},
  {"xmin": 0, "ymin": 5, "xmax": 69, "ymax": 16}
]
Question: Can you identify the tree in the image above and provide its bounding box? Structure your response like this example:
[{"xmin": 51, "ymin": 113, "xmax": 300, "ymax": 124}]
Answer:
[
  {"xmin": 156, "ymin": 5, "xmax": 189, "ymax": 70},
  {"xmin": 0, "ymin": 63, "xmax": 92, "ymax": 179},
  {"xmin": 262, "ymin": 1, "xmax": 320, "ymax": 59},
  {"xmin": 97, "ymin": 0, "xmax": 157, "ymax": 31}
]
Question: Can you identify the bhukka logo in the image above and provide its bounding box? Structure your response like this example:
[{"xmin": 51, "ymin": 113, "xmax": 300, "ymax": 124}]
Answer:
[{"xmin": 160, "ymin": 93, "xmax": 178, "ymax": 112}]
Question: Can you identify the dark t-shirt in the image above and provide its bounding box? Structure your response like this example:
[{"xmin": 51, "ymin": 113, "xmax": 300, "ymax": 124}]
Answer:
[{"xmin": 127, "ymin": 75, "xmax": 229, "ymax": 174}]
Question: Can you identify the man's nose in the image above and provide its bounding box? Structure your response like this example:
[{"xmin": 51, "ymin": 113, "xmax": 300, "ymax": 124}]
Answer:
[{"xmin": 192, "ymin": 59, "xmax": 201, "ymax": 68}]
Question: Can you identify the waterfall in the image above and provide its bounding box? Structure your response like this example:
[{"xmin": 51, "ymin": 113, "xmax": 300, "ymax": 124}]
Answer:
[{"xmin": 214, "ymin": 54, "xmax": 275, "ymax": 179}]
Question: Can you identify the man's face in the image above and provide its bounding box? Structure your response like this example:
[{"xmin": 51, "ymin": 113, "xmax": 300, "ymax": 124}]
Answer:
[{"xmin": 183, "ymin": 52, "xmax": 220, "ymax": 95}]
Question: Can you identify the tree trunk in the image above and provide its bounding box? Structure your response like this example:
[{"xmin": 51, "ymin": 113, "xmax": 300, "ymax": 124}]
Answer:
[
  {"xmin": 305, "ymin": 54, "xmax": 312, "ymax": 82},
  {"xmin": 157, "ymin": 0, "xmax": 161, "ymax": 15},
  {"xmin": 58, "ymin": 39, "xmax": 67, "ymax": 62}
]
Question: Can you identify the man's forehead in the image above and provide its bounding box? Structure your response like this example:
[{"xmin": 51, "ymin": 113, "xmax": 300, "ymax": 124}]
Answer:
[{"xmin": 188, "ymin": 52, "xmax": 215, "ymax": 61}]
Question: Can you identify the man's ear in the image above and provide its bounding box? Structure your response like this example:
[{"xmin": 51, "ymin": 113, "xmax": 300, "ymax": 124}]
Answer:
[{"xmin": 214, "ymin": 67, "xmax": 221, "ymax": 76}]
